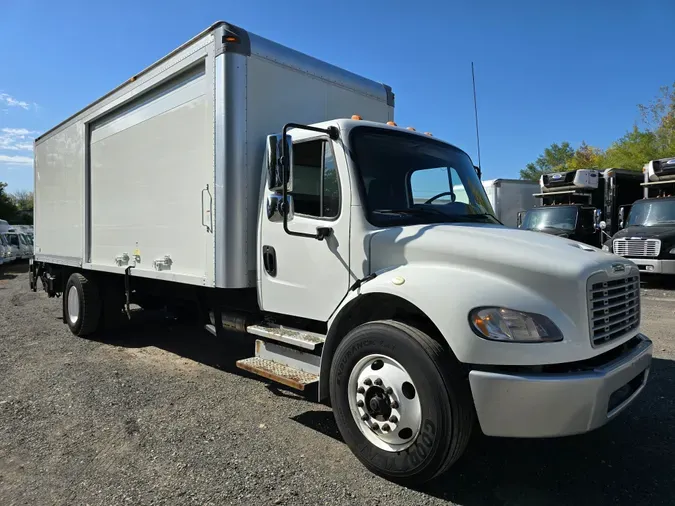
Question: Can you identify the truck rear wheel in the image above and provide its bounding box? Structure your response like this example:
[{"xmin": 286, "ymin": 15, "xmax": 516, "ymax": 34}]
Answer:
[
  {"xmin": 329, "ymin": 320, "xmax": 473, "ymax": 485},
  {"xmin": 64, "ymin": 272, "xmax": 102, "ymax": 336}
]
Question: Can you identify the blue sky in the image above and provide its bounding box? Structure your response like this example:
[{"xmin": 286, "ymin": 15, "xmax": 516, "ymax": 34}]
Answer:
[{"xmin": 1, "ymin": 0, "xmax": 673, "ymax": 192}]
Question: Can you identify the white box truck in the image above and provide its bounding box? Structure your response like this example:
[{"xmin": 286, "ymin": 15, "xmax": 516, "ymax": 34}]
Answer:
[
  {"xmin": 31, "ymin": 22, "xmax": 652, "ymax": 485},
  {"xmin": 481, "ymin": 178, "xmax": 539, "ymax": 228}
]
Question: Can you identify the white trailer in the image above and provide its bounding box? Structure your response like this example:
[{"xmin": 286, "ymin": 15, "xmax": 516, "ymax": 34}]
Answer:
[
  {"xmin": 481, "ymin": 178, "xmax": 539, "ymax": 228},
  {"xmin": 31, "ymin": 22, "xmax": 652, "ymax": 485}
]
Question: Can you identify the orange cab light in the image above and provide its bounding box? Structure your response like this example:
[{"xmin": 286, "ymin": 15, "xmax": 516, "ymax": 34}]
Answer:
[
  {"xmin": 352, "ymin": 114, "xmax": 362, "ymax": 120},
  {"xmin": 386, "ymin": 121, "xmax": 397, "ymax": 126},
  {"xmin": 225, "ymin": 36, "xmax": 238, "ymax": 42},
  {"xmin": 424, "ymin": 132, "xmax": 433, "ymax": 136},
  {"xmin": 406, "ymin": 126, "xmax": 416, "ymax": 131}
]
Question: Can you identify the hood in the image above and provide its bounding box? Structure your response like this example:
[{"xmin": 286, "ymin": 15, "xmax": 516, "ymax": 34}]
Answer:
[
  {"xmin": 368, "ymin": 223, "xmax": 625, "ymax": 284},
  {"xmin": 613, "ymin": 225, "xmax": 675, "ymax": 242},
  {"xmin": 534, "ymin": 226, "xmax": 572, "ymax": 238}
]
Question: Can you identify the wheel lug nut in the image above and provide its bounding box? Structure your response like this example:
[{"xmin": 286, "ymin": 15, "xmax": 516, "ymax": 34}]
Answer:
[
  {"xmin": 382, "ymin": 423, "xmax": 390, "ymax": 432},
  {"xmin": 361, "ymin": 413, "xmax": 369, "ymax": 421},
  {"xmin": 372, "ymin": 422, "xmax": 379, "ymax": 430},
  {"xmin": 357, "ymin": 386, "xmax": 365, "ymax": 394},
  {"xmin": 389, "ymin": 415, "xmax": 398, "ymax": 423},
  {"xmin": 364, "ymin": 378, "xmax": 372, "ymax": 386},
  {"xmin": 357, "ymin": 400, "xmax": 364, "ymax": 408},
  {"xmin": 391, "ymin": 400, "xmax": 399, "ymax": 409},
  {"xmin": 374, "ymin": 378, "xmax": 383, "ymax": 386},
  {"xmin": 385, "ymin": 387, "xmax": 393, "ymax": 394}
]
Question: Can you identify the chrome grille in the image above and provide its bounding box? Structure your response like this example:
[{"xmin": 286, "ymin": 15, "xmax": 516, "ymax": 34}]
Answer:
[
  {"xmin": 588, "ymin": 272, "xmax": 640, "ymax": 346},
  {"xmin": 613, "ymin": 238, "xmax": 661, "ymax": 257}
]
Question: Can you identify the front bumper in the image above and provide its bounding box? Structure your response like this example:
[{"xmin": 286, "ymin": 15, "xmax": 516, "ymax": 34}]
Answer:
[
  {"xmin": 625, "ymin": 258, "xmax": 675, "ymax": 274},
  {"xmin": 469, "ymin": 334, "xmax": 652, "ymax": 438}
]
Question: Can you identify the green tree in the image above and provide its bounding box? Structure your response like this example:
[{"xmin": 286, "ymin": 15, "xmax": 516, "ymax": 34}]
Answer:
[
  {"xmin": 601, "ymin": 127, "xmax": 661, "ymax": 170},
  {"xmin": 0, "ymin": 182, "xmax": 19, "ymax": 221},
  {"xmin": 567, "ymin": 141, "xmax": 605, "ymax": 170},
  {"xmin": 9, "ymin": 190, "xmax": 34, "ymax": 225},
  {"xmin": 519, "ymin": 142, "xmax": 574, "ymax": 180}
]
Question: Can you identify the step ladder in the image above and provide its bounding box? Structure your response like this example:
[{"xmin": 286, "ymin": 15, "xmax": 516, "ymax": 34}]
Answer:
[{"xmin": 235, "ymin": 323, "xmax": 326, "ymax": 391}]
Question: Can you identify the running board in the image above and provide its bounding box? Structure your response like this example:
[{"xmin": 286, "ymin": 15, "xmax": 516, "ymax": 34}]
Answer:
[
  {"xmin": 246, "ymin": 323, "xmax": 325, "ymax": 351},
  {"xmin": 235, "ymin": 340, "xmax": 320, "ymax": 391},
  {"xmin": 236, "ymin": 357, "xmax": 318, "ymax": 391}
]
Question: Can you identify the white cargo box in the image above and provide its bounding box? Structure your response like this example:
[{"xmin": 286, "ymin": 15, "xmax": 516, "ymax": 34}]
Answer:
[{"xmin": 34, "ymin": 22, "xmax": 394, "ymax": 289}]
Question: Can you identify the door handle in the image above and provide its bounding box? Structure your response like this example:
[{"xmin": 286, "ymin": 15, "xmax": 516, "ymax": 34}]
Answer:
[
  {"xmin": 201, "ymin": 185, "xmax": 212, "ymax": 232},
  {"xmin": 262, "ymin": 245, "xmax": 277, "ymax": 277}
]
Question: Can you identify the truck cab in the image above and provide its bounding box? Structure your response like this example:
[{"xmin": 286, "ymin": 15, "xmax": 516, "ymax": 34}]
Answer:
[
  {"xmin": 606, "ymin": 156, "xmax": 675, "ymax": 274},
  {"xmin": 520, "ymin": 168, "xmax": 643, "ymax": 246},
  {"xmin": 519, "ymin": 169, "xmax": 602, "ymax": 244}
]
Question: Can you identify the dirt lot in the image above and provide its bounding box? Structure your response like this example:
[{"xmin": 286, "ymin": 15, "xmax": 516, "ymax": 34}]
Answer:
[{"xmin": 1, "ymin": 262, "xmax": 674, "ymax": 506}]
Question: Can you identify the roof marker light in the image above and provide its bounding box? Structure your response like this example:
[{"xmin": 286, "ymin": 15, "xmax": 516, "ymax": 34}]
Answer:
[
  {"xmin": 386, "ymin": 121, "xmax": 397, "ymax": 126},
  {"xmin": 352, "ymin": 114, "xmax": 362, "ymax": 120},
  {"xmin": 406, "ymin": 126, "xmax": 416, "ymax": 131}
]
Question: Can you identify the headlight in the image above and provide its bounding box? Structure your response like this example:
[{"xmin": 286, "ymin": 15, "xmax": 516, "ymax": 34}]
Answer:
[
  {"xmin": 602, "ymin": 245, "xmax": 610, "ymax": 252},
  {"xmin": 469, "ymin": 307, "xmax": 563, "ymax": 342}
]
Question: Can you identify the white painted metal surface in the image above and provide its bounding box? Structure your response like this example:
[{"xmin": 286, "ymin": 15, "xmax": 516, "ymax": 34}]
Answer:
[
  {"xmin": 329, "ymin": 217, "xmax": 640, "ymax": 366},
  {"xmin": 89, "ymin": 64, "xmax": 213, "ymax": 283},
  {"xmin": 258, "ymin": 125, "xmax": 353, "ymax": 321}
]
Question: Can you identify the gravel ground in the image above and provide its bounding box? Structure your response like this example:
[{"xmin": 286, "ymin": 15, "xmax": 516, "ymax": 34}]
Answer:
[{"xmin": 1, "ymin": 262, "xmax": 674, "ymax": 506}]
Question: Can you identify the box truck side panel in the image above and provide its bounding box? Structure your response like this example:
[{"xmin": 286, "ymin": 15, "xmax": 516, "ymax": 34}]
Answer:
[
  {"xmin": 226, "ymin": 45, "xmax": 393, "ymax": 288},
  {"xmin": 89, "ymin": 63, "xmax": 214, "ymax": 284},
  {"xmin": 34, "ymin": 122, "xmax": 85, "ymax": 265}
]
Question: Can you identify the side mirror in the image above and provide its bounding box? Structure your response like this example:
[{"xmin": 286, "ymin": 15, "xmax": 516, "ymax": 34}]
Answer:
[
  {"xmin": 516, "ymin": 211, "xmax": 523, "ymax": 228},
  {"xmin": 266, "ymin": 193, "xmax": 294, "ymax": 223},
  {"xmin": 266, "ymin": 134, "xmax": 293, "ymax": 191},
  {"xmin": 618, "ymin": 206, "xmax": 627, "ymax": 229}
]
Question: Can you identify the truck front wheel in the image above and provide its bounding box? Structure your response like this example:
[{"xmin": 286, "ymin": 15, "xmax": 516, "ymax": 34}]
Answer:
[
  {"xmin": 64, "ymin": 272, "xmax": 102, "ymax": 337},
  {"xmin": 329, "ymin": 320, "xmax": 473, "ymax": 485}
]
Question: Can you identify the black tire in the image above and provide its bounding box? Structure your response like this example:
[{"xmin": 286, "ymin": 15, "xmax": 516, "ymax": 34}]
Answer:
[
  {"xmin": 64, "ymin": 272, "xmax": 102, "ymax": 337},
  {"xmin": 329, "ymin": 320, "xmax": 474, "ymax": 485}
]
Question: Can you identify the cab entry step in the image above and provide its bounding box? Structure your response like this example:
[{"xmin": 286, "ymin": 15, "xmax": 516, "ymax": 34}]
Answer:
[
  {"xmin": 246, "ymin": 324, "xmax": 325, "ymax": 351},
  {"xmin": 236, "ymin": 357, "xmax": 319, "ymax": 391}
]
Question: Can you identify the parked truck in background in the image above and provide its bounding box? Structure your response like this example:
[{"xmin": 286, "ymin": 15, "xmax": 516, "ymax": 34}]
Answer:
[
  {"xmin": 481, "ymin": 178, "xmax": 539, "ymax": 228},
  {"xmin": 604, "ymin": 156, "xmax": 675, "ymax": 275},
  {"xmin": 519, "ymin": 168, "xmax": 643, "ymax": 246},
  {"xmin": 29, "ymin": 22, "xmax": 652, "ymax": 484}
]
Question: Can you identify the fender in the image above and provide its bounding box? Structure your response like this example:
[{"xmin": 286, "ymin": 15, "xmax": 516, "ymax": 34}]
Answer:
[{"xmin": 318, "ymin": 262, "xmax": 593, "ymax": 401}]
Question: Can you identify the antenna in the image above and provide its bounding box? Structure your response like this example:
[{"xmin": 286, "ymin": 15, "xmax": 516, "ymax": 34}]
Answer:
[{"xmin": 471, "ymin": 62, "xmax": 482, "ymax": 177}]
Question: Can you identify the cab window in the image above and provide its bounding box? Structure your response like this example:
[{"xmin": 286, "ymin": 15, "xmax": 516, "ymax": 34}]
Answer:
[{"xmin": 292, "ymin": 139, "xmax": 340, "ymax": 219}]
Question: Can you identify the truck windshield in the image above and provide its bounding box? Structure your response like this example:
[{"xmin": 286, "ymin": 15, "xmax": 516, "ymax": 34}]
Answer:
[
  {"xmin": 521, "ymin": 206, "xmax": 577, "ymax": 231},
  {"xmin": 349, "ymin": 127, "xmax": 497, "ymax": 227},
  {"xmin": 626, "ymin": 199, "xmax": 675, "ymax": 227}
]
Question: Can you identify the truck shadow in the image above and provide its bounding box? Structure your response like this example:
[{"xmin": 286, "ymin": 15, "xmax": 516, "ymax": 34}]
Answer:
[{"xmin": 88, "ymin": 311, "xmax": 313, "ymax": 399}]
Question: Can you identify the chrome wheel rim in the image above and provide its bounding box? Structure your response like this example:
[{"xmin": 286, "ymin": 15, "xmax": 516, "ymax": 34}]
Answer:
[
  {"xmin": 347, "ymin": 354, "xmax": 422, "ymax": 452},
  {"xmin": 67, "ymin": 285, "xmax": 79, "ymax": 325}
]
